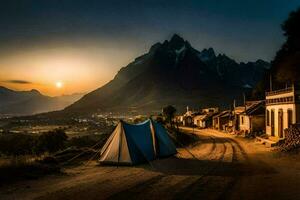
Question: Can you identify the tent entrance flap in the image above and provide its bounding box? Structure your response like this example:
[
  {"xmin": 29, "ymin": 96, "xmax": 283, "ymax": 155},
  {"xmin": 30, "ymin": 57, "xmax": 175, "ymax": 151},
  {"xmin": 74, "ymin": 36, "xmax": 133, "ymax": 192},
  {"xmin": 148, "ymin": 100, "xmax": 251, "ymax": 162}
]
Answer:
[{"xmin": 99, "ymin": 123, "xmax": 132, "ymax": 164}]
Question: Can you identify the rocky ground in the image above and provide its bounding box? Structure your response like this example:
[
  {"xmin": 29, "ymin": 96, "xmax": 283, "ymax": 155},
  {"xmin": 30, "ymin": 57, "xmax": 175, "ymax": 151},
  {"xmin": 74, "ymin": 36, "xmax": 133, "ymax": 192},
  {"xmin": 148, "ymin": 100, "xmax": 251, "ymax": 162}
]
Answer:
[{"xmin": 1, "ymin": 128, "xmax": 300, "ymax": 200}]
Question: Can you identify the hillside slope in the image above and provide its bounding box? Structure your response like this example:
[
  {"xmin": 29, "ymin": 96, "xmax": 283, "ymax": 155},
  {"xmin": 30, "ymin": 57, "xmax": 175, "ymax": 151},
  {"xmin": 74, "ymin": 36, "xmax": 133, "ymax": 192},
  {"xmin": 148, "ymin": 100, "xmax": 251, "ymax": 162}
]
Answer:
[{"xmin": 0, "ymin": 87, "xmax": 83, "ymax": 116}]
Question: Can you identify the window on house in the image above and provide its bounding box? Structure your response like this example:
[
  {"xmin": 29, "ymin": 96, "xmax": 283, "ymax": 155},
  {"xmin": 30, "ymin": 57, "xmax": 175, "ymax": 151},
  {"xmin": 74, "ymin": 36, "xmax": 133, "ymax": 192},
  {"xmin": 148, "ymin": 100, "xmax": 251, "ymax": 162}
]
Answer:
[
  {"xmin": 266, "ymin": 110, "xmax": 270, "ymax": 126},
  {"xmin": 241, "ymin": 116, "xmax": 244, "ymax": 124}
]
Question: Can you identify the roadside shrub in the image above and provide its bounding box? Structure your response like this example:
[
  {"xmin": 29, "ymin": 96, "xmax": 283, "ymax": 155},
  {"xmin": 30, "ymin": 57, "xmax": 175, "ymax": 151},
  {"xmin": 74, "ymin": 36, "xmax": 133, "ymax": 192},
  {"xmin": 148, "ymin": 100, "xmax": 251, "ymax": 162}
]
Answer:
[
  {"xmin": 36, "ymin": 129, "xmax": 68, "ymax": 153},
  {"xmin": 0, "ymin": 129, "xmax": 113, "ymax": 157},
  {"xmin": 67, "ymin": 135, "xmax": 98, "ymax": 148},
  {"xmin": 67, "ymin": 134, "xmax": 110, "ymax": 149},
  {"xmin": 0, "ymin": 156, "xmax": 60, "ymax": 185},
  {"xmin": 0, "ymin": 129, "xmax": 68, "ymax": 156},
  {"xmin": 0, "ymin": 133, "xmax": 37, "ymax": 156}
]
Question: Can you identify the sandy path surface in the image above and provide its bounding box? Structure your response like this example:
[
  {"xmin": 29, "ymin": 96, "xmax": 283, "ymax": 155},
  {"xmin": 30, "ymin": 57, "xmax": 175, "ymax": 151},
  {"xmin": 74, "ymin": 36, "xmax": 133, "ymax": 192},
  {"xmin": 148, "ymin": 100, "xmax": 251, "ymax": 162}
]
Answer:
[{"xmin": 1, "ymin": 128, "xmax": 300, "ymax": 200}]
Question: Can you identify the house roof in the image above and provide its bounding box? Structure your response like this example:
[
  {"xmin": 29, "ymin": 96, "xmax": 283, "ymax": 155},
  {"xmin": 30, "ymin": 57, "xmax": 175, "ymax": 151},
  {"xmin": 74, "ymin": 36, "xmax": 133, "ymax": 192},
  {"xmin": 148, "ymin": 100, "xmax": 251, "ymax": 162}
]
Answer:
[
  {"xmin": 242, "ymin": 100, "xmax": 265, "ymax": 115},
  {"xmin": 194, "ymin": 114, "xmax": 213, "ymax": 121},
  {"xmin": 234, "ymin": 106, "xmax": 246, "ymax": 114},
  {"xmin": 213, "ymin": 110, "xmax": 231, "ymax": 118},
  {"xmin": 193, "ymin": 115, "xmax": 206, "ymax": 120},
  {"xmin": 183, "ymin": 111, "xmax": 199, "ymax": 117}
]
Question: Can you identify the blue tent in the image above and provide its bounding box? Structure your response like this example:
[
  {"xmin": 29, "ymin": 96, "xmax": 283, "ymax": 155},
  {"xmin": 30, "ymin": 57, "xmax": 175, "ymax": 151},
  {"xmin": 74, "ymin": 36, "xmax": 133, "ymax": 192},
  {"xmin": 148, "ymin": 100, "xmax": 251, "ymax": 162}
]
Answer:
[{"xmin": 99, "ymin": 119, "xmax": 177, "ymax": 165}]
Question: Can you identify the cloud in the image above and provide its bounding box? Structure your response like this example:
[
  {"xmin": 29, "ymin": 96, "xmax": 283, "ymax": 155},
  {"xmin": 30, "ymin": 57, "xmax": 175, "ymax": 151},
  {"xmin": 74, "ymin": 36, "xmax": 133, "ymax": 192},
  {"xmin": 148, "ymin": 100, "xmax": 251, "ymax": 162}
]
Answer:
[{"xmin": 3, "ymin": 80, "xmax": 32, "ymax": 84}]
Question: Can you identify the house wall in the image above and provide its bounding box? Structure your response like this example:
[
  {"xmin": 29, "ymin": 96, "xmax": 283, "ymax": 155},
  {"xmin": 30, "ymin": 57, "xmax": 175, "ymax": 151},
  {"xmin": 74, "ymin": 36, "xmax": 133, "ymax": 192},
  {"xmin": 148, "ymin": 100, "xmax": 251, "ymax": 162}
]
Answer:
[
  {"xmin": 193, "ymin": 119, "xmax": 198, "ymax": 126},
  {"xmin": 239, "ymin": 114, "xmax": 265, "ymax": 133},
  {"xmin": 297, "ymin": 104, "xmax": 300, "ymax": 123},
  {"xmin": 194, "ymin": 119, "xmax": 206, "ymax": 128},
  {"xmin": 239, "ymin": 115, "xmax": 250, "ymax": 132},
  {"xmin": 266, "ymin": 103, "xmax": 296, "ymax": 138},
  {"xmin": 252, "ymin": 115, "xmax": 265, "ymax": 133},
  {"xmin": 206, "ymin": 117, "xmax": 213, "ymax": 128},
  {"xmin": 199, "ymin": 121, "xmax": 206, "ymax": 128},
  {"xmin": 219, "ymin": 117, "xmax": 229, "ymax": 131},
  {"xmin": 194, "ymin": 117, "xmax": 213, "ymax": 128},
  {"xmin": 183, "ymin": 116, "xmax": 193, "ymax": 127},
  {"xmin": 213, "ymin": 118, "xmax": 218, "ymax": 129}
]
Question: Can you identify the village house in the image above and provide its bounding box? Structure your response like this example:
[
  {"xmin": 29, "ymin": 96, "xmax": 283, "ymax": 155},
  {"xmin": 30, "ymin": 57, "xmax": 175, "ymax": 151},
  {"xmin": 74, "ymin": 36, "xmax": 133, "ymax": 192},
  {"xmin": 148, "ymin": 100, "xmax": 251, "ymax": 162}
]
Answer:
[
  {"xmin": 194, "ymin": 107, "xmax": 219, "ymax": 128},
  {"xmin": 238, "ymin": 100, "xmax": 265, "ymax": 135},
  {"xmin": 212, "ymin": 110, "xmax": 232, "ymax": 131},
  {"xmin": 201, "ymin": 107, "xmax": 219, "ymax": 114},
  {"xmin": 265, "ymin": 85, "xmax": 300, "ymax": 138},
  {"xmin": 193, "ymin": 115, "xmax": 206, "ymax": 128},
  {"xmin": 193, "ymin": 114, "xmax": 211, "ymax": 128},
  {"xmin": 176, "ymin": 106, "xmax": 199, "ymax": 127},
  {"xmin": 182, "ymin": 111, "xmax": 197, "ymax": 126},
  {"xmin": 232, "ymin": 106, "xmax": 246, "ymax": 132}
]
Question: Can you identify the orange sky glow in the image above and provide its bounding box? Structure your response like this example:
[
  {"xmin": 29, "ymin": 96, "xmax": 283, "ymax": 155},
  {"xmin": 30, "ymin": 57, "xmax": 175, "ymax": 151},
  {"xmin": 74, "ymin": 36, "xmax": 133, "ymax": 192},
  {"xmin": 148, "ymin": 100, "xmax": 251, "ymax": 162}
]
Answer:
[{"xmin": 0, "ymin": 43, "xmax": 140, "ymax": 96}]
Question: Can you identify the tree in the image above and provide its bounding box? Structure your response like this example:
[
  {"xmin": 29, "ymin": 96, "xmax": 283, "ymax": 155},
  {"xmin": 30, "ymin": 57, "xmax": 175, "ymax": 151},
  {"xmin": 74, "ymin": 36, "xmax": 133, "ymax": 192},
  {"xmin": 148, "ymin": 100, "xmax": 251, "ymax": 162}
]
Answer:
[
  {"xmin": 272, "ymin": 7, "xmax": 300, "ymax": 84},
  {"xmin": 162, "ymin": 105, "xmax": 176, "ymax": 127}
]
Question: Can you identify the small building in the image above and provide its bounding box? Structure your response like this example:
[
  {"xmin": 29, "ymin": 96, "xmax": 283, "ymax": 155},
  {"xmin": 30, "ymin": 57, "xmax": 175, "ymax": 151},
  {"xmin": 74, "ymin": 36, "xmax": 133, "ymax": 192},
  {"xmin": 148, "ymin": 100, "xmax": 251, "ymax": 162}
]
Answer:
[
  {"xmin": 193, "ymin": 114, "xmax": 211, "ymax": 128},
  {"xmin": 265, "ymin": 85, "xmax": 300, "ymax": 138},
  {"xmin": 183, "ymin": 110, "xmax": 199, "ymax": 127},
  {"xmin": 232, "ymin": 106, "xmax": 246, "ymax": 131},
  {"xmin": 238, "ymin": 100, "xmax": 265, "ymax": 135},
  {"xmin": 212, "ymin": 110, "xmax": 232, "ymax": 131},
  {"xmin": 179, "ymin": 107, "xmax": 199, "ymax": 127},
  {"xmin": 174, "ymin": 115, "xmax": 183, "ymax": 125},
  {"xmin": 193, "ymin": 107, "xmax": 219, "ymax": 128},
  {"xmin": 201, "ymin": 107, "xmax": 219, "ymax": 114}
]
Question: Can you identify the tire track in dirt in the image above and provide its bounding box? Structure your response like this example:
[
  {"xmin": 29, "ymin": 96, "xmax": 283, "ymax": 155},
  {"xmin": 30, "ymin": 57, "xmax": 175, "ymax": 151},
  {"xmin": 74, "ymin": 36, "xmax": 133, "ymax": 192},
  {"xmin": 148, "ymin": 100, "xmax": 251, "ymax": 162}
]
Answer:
[
  {"xmin": 173, "ymin": 135, "xmax": 229, "ymax": 200},
  {"xmin": 107, "ymin": 175, "xmax": 202, "ymax": 200},
  {"xmin": 0, "ymin": 167, "xmax": 128, "ymax": 200},
  {"xmin": 107, "ymin": 134, "xmax": 218, "ymax": 200},
  {"xmin": 174, "ymin": 129, "xmax": 252, "ymax": 200},
  {"xmin": 215, "ymin": 137, "xmax": 250, "ymax": 200},
  {"xmin": 190, "ymin": 136, "xmax": 240, "ymax": 200},
  {"xmin": 35, "ymin": 168, "xmax": 161, "ymax": 200},
  {"xmin": 106, "ymin": 174, "xmax": 166, "ymax": 200}
]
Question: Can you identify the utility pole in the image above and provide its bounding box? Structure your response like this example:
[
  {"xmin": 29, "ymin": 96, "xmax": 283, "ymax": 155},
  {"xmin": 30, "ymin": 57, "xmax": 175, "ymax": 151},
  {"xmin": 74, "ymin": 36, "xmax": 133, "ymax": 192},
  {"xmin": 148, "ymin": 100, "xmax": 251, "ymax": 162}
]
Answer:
[
  {"xmin": 233, "ymin": 99, "xmax": 236, "ymax": 109},
  {"xmin": 270, "ymin": 74, "xmax": 273, "ymax": 92},
  {"xmin": 233, "ymin": 99, "xmax": 236, "ymax": 132}
]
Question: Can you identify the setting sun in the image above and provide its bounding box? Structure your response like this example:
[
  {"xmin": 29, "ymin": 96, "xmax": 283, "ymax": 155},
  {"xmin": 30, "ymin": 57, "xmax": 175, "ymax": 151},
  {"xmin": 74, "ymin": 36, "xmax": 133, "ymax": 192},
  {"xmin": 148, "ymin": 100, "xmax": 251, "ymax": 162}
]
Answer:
[{"xmin": 55, "ymin": 81, "xmax": 63, "ymax": 89}]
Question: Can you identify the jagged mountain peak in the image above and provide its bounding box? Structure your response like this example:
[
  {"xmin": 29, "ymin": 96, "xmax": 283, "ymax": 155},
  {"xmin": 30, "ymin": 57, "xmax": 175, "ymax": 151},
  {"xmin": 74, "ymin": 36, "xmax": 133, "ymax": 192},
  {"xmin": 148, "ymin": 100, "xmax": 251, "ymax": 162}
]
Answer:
[
  {"xmin": 201, "ymin": 47, "xmax": 215, "ymax": 55},
  {"xmin": 254, "ymin": 59, "xmax": 271, "ymax": 68},
  {"xmin": 149, "ymin": 42, "xmax": 162, "ymax": 53},
  {"xmin": 169, "ymin": 34, "xmax": 185, "ymax": 49},
  {"xmin": 63, "ymin": 34, "xmax": 270, "ymax": 114},
  {"xmin": 198, "ymin": 47, "xmax": 216, "ymax": 62},
  {"xmin": 216, "ymin": 54, "xmax": 236, "ymax": 63},
  {"xmin": 158, "ymin": 34, "xmax": 189, "ymax": 52}
]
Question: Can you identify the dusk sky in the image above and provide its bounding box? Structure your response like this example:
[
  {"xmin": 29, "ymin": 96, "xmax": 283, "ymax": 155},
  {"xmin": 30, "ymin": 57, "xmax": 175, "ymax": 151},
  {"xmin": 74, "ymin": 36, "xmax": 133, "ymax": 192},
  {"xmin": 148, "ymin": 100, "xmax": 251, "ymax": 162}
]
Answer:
[{"xmin": 0, "ymin": 0, "xmax": 299, "ymax": 96}]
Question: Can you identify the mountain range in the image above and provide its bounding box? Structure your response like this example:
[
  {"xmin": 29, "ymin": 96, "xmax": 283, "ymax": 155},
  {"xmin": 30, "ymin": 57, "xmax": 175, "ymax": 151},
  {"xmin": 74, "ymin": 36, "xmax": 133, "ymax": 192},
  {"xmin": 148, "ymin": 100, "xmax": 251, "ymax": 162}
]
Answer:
[
  {"xmin": 0, "ymin": 86, "xmax": 84, "ymax": 116},
  {"xmin": 63, "ymin": 34, "xmax": 270, "ymax": 115}
]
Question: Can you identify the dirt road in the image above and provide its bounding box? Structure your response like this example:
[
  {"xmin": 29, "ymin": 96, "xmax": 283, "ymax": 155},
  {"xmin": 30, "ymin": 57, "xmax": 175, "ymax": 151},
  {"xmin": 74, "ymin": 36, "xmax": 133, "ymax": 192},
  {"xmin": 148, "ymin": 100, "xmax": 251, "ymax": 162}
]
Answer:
[{"xmin": 1, "ymin": 128, "xmax": 300, "ymax": 200}]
